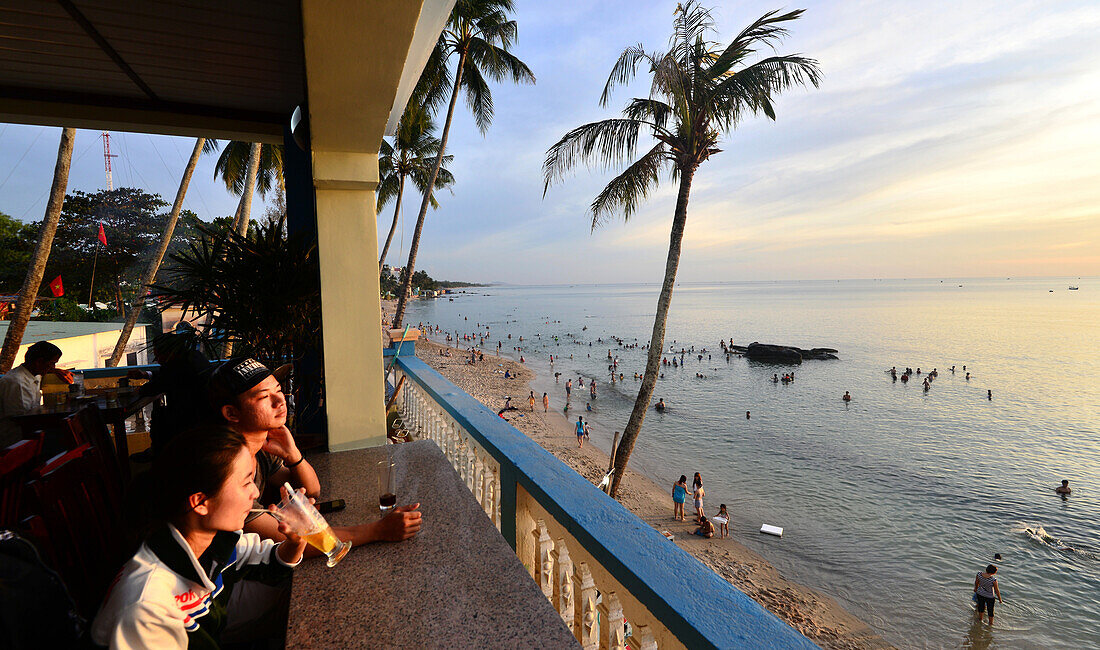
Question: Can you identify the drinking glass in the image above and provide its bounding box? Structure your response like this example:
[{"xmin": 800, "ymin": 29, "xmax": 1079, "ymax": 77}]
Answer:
[
  {"xmin": 273, "ymin": 483, "xmax": 351, "ymax": 567},
  {"xmin": 377, "ymin": 459, "xmax": 396, "ymax": 515}
]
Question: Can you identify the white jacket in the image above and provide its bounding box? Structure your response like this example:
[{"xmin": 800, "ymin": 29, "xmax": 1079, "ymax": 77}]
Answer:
[{"xmin": 91, "ymin": 524, "xmax": 298, "ymax": 649}]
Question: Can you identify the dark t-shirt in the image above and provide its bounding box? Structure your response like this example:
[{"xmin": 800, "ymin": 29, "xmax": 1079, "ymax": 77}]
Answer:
[{"xmin": 245, "ymin": 451, "xmax": 284, "ymax": 524}]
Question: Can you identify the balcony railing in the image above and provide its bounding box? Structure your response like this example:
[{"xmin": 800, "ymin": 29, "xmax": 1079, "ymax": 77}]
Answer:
[{"xmin": 390, "ymin": 353, "xmax": 817, "ymax": 650}]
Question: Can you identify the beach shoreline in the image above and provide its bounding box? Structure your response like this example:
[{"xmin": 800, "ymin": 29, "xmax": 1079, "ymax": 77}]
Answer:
[{"xmin": 407, "ymin": 329, "xmax": 891, "ymax": 650}]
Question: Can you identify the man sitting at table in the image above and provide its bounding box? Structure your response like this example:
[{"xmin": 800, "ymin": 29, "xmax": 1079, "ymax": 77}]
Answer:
[
  {"xmin": 0, "ymin": 341, "xmax": 72, "ymax": 447},
  {"xmin": 207, "ymin": 358, "xmax": 423, "ymax": 554}
]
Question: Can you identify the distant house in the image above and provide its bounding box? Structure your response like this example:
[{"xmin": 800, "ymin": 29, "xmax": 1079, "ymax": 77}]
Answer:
[
  {"xmin": 381, "ymin": 265, "xmax": 396, "ymax": 279},
  {"xmin": 0, "ymin": 321, "xmax": 150, "ymax": 369}
]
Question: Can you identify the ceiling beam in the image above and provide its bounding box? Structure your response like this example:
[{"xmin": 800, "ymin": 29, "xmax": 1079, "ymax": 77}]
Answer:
[{"xmin": 56, "ymin": 0, "xmax": 160, "ymax": 102}]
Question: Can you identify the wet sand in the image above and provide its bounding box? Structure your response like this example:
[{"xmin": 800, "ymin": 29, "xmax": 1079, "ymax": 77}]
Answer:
[{"xmin": 411, "ymin": 332, "xmax": 891, "ymax": 650}]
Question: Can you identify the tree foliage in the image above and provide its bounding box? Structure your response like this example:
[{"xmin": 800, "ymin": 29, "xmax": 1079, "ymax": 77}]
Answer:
[{"xmin": 149, "ymin": 218, "xmax": 320, "ymax": 364}]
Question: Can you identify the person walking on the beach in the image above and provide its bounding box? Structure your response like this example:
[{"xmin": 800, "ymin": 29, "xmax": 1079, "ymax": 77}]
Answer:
[
  {"xmin": 566, "ymin": 378, "xmax": 572, "ymax": 399},
  {"xmin": 528, "ymin": 391, "xmax": 536, "ymax": 411},
  {"xmin": 542, "ymin": 393, "xmax": 549, "ymax": 412},
  {"xmin": 692, "ymin": 473, "xmax": 705, "ymax": 523},
  {"xmin": 672, "ymin": 476, "xmax": 690, "ymax": 521},
  {"xmin": 973, "ymin": 565, "xmax": 1003, "ymax": 625},
  {"xmin": 575, "ymin": 416, "xmax": 586, "ymax": 448}
]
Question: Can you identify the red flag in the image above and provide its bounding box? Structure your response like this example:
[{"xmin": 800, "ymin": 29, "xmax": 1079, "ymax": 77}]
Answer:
[
  {"xmin": 97, "ymin": 222, "xmax": 107, "ymax": 246},
  {"xmin": 49, "ymin": 275, "xmax": 64, "ymax": 297}
]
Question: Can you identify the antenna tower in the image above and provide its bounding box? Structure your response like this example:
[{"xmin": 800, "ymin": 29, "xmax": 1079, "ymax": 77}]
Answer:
[{"xmin": 101, "ymin": 131, "xmax": 117, "ymax": 190}]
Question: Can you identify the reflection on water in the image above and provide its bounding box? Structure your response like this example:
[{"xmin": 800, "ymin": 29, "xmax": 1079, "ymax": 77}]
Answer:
[{"xmin": 407, "ymin": 277, "xmax": 1100, "ymax": 648}]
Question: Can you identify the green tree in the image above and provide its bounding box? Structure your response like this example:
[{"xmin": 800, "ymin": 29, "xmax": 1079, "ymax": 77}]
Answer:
[
  {"xmin": 205, "ymin": 140, "xmax": 283, "ymax": 237},
  {"xmin": 543, "ymin": 2, "xmax": 820, "ymax": 497},
  {"xmin": 391, "ymin": 0, "xmax": 535, "ymax": 327},
  {"xmin": 0, "ymin": 211, "xmax": 37, "ymax": 294},
  {"xmin": 0, "ymin": 127, "xmax": 75, "ymax": 372},
  {"xmin": 41, "ymin": 188, "xmax": 205, "ymax": 308},
  {"xmin": 377, "ymin": 104, "xmax": 455, "ymax": 272},
  {"xmin": 150, "ymin": 219, "xmax": 320, "ymax": 364}
]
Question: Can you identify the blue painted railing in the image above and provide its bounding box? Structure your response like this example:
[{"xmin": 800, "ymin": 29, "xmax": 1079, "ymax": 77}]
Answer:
[{"xmin": 393, "ymin": 354, "xmax": 816, "ymax": 650}]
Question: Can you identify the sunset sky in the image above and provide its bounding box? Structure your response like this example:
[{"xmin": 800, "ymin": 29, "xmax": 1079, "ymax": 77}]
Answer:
[{"xmin": 2, "ymin": 0, "xmax": 1098, "ymax": 284}]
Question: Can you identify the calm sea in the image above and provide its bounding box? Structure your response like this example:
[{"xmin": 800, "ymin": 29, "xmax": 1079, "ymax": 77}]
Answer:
[{"xmin": 405, "ymin": 278, "xmax": 1099, "ymax": 649}]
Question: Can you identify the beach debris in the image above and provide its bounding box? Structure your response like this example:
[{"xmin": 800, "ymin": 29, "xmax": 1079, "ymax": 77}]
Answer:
[
  {"xmin": 760, "ymin": 524, "xmax": 784, "ymax": 537},
  {"xmin": 661, "ymin": 530, "xmax": 675, "ymax": 541}
]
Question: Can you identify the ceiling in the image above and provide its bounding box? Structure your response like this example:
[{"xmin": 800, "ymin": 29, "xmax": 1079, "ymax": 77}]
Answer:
[{"xmin": 0, "ymin": 0, "xmax": 307, "ymax": 142}]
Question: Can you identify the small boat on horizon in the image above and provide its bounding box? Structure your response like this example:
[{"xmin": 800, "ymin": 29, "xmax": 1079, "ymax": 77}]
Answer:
[{"xmin": 1068, "ymin": 286, "xmax": 1079, "ymax": 290}]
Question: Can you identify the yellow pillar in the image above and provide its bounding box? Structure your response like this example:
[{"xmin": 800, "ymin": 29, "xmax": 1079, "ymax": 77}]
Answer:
[{"xmin": 302, "ymin": 0, "xmax": 427, "ymax": 450}]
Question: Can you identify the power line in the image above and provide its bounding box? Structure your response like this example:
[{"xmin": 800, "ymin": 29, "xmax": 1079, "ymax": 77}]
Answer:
[{"xmin": 0, "ymin": 128, "xmax": 45, "ymax": 194}]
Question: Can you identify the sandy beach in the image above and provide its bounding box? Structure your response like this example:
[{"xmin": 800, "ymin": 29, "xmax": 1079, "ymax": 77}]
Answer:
[{"xmin": 399, "ymin": 320, "xmax": 891, "ymax": 650}]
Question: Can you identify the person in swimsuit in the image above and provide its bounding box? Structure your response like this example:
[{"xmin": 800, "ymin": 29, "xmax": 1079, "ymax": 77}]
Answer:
[
  {"xmin": 575, "ymin": 416, "xmax": 585, "ymax": 448},
  {"xmin": 692, "ymin": 473, "xmax": 705, "ymax": 523},
  {"xmin": 672, "ymin": 476, "xmax": 689, "ymax": 521},
  {"xmin": 973, "ymin": 564, "xmax": 1003, "ymax": 625},
  {"xmin": 715, "ymin": 504, "xmax": 730, "ymax": 538},
  {"xmin": 693, "ymin": 516, "xmax": 714, "ymax": 538},
  {"xmin": 1055, "ymin": 479, "xmax": 1071, "ymax": 494}
]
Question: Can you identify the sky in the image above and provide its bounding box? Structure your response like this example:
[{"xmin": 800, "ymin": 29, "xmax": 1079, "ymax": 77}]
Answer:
[{"xmin": 2, "ymin": 0, "xmax": 1099, "ymax": 284}]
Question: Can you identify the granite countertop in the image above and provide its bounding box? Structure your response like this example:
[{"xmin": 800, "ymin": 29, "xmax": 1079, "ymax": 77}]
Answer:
[{"xmin": 286, "ymin": 439, "xmax": 578, "ymax": 648}]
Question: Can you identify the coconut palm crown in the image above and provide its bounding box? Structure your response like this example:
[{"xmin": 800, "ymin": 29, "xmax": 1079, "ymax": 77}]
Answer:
[
  {"xmin": 390, "ymin": 0, "xmax": 535, "ymax": 328},
  {"xmin": 543, "ymin": 2, "xmax": 820, "ymax": 497},
  {"xmin": 377, "ymin": 105, "xmax": 455, "ymax": 272}
]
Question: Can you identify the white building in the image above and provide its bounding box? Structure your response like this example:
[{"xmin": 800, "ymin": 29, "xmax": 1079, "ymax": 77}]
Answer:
[{"xmin": 0, "ymin": 321, "xmax": 150, "ymax": 370}]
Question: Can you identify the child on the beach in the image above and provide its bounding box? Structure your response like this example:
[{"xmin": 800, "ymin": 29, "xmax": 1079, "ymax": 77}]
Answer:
[{"xmin": 715, "ymin": 504, "xmax": 730, "ymax": 538}]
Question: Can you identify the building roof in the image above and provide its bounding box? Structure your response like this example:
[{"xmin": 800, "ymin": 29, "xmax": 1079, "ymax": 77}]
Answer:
[{"xmin": 0, "ymin": 320, "xmax": 149, "ymax": 344}]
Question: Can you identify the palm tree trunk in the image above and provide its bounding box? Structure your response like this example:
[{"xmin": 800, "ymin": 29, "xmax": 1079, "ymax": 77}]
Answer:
[
  {"xmin": 233, "ymin": 142, "xmax": 262, "ymax": 237},
  {"xmin": 0, "ymin": 128, "xmax": 76, "ymax": 372},
  {"xmin": 378, "ymin": 175, "xmax": 406, "ymax": 272},
  {"xmin": 609, "ymin": 165, "xmax": 695, "ymax": 498},
  {"xmin": 392, "ymin": 48, "xmax": 467, "ymax": 328},
  {"xmin": 107, "ymin": 137, "xmax": 204, "ymax": 367}
]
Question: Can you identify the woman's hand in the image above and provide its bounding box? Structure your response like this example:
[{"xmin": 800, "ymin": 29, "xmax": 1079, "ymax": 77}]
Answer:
[{"xmin": 272, "ymin": 487, "xmax": 310, "ymax": 564}]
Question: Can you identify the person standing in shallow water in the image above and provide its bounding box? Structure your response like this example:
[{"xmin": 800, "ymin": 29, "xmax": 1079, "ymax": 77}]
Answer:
[
  {"xmin": 542, "ymin": 393, "xmax": 549, "ymax": 412},
  {"xmin": 973, "ymin": 564, "xmax": 1003, "ymax": 625}
]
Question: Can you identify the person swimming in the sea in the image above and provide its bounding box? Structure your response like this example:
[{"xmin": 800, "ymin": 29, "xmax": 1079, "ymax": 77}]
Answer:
[
  {"xmin": 1055, "ymin": 480, "xmax": 1072, "ymax": 495},
  {"xmin": 655, "ymin": 398, "xmax": 666, "ymax": 412}
]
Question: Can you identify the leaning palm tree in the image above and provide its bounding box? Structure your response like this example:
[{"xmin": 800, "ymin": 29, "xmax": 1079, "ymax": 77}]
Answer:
[
  {"xmin": 0, "ymin": 127, "xmax": 76, "ymax": 372},
  {"xmin": 106, "ymin": 137, "xmax": 205, "ymax": 367},
  {"xmin": 543, "ymin": 2, "xmax": 820, "ymax": 497},
  {"xmin": 391, "ymin": 0, "xmax": 535, "ymax": 327},
  {"xmin": 377, "ymin": 105, "xmax": 455, "ymax": 272},
  {"xmin": 205, "ymin": 140, "xmax": 283, "ymax": 237}
]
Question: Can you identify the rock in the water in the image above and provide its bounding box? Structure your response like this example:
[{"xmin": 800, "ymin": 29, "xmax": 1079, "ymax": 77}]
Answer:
[{"xmin": 741, "ymin": 342, "xmax": 839, "ymax": 364}]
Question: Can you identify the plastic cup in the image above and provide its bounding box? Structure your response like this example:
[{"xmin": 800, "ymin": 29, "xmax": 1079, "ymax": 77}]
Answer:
[{"xmin": 273, "ymin": 483, "xmax": 351, "ymax": 567}]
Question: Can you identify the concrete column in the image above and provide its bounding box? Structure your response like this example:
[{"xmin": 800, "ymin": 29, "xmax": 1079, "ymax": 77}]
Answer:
[{"xmin": 313, "ymin": 151, "xmax": 386, "ymax": 450}]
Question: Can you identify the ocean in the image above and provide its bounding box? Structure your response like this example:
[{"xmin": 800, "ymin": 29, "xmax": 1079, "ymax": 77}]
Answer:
[{"xmin": 404, "ymin": 277, "xmax": 1099, "ymax": 649}]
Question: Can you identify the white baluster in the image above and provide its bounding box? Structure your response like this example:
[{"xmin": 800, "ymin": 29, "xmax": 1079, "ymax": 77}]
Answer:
[
  {"xmin": 598, "ymin": 592, "xmax": 625, "ymax": 650},
  {"xmin": 479, "ymin": 456, "xmax": 491, "ymax": 514},
  {"xmin": 630, "ymin": 625, "xmax": 657, "ymax": 650},
  {"xmin": 492, "ymin": 466, "xmax": 501, "ymax": 530},
  {"xmin": 573, "ymin": 562, "xmax": 599, "ymax": 650},
  {"xmin": 552, "ymin": 540, "xmax": 574, "ymax": 632},
  {"xmin": 531, "ymin": 520, "xmax": 553, "ymax": 598}
]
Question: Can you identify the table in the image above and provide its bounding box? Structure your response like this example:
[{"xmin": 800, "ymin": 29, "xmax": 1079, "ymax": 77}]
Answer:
[
  {"xmin": 286, "ymin": 440, "xmax": 578, "ymax": 648},
  {"xmin": 12, "ymin": 393, "xmax": 159, "ymax": 480}
]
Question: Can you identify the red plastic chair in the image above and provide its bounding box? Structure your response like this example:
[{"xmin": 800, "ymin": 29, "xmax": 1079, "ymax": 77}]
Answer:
[
  {"xmin": 0, "ymin": 436, "xmax": 44, "ymax": 528},
  {"xmin": 23, "ymin": 444, "xmax": 127, "ymax": 617},
  {"xmin": 64, "ymin": 404, "xmax": 126, "ymax": 496}
]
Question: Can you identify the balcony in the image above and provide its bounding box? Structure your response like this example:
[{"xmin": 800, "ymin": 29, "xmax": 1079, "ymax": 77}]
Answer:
[{"xmin": 380, "ymin": 348, "xmax": 817, "ymax": 649}]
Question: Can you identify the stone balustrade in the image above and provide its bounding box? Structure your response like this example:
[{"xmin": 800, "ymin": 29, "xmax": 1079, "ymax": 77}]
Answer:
[{"xmin": 388, "ymin": 353, "xmax": 817, "ymax": 650}]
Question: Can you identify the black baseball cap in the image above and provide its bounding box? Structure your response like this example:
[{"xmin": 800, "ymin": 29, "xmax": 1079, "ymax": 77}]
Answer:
[{"xmin": 208, "ymin": 358, "xmax": 273, "ymax": 407}]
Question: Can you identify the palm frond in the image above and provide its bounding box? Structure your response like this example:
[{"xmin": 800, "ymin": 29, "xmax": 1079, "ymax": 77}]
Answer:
[
  {"xmin": 590, "ymin": 143, "xmax": 669, "ymax": 227},
  {"xmin": 542, "ymin": 118, "xmax": 648, "ymax": 194},
  {"xmin": 461, "ymin": 59, "xmax": 494, "ymax": 133},
  {"xmin": 600, "ymin": 45, "xmax": 650, "ymax": 107}
]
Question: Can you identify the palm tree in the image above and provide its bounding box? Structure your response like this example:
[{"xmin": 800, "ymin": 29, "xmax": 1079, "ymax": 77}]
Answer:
[
  {"xmin": 391, "ymin": 0, "xmax": 535, "ymax": 327},
  {"xmin": 543, "ymin": 3, "xmax": 820, "ymax": 497},
  {"xmin": 106, "ymin": 137, "xmax": 205, "ymax": 367},
  {"xmin": 0, "ymin": 128, "xmax": 76, "ymax": 372},
  {"xmin": 205, "ymin": 140, "xmax": 283, "ymax": 237},
  {"xmin": 377, "ymin": 105, "xmax": 455, "ymax": 272}
]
